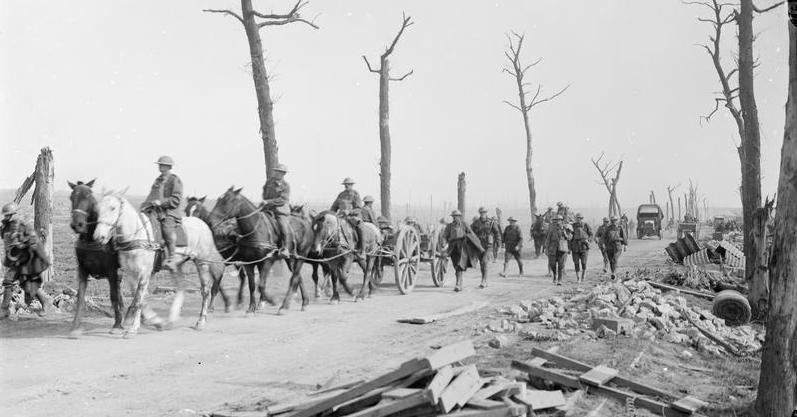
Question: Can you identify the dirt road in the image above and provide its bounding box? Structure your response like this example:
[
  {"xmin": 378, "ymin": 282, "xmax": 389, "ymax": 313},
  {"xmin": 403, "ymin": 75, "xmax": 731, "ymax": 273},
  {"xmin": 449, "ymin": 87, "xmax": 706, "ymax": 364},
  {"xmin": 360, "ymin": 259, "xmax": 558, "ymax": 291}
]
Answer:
[{"xmin": 0, "ymin": 237, "xmax": 669, "ymax": 417}]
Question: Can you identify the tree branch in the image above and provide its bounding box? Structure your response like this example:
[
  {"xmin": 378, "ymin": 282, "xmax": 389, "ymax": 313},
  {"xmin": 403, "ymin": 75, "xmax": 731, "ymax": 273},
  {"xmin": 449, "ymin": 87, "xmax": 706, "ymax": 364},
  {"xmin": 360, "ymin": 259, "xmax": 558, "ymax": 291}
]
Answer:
[
  {"xmin": 753, "ymin": 1, "xmax": 784, "ymax": 13},
  {"xmin": 503, "ymin": 100, "xmax": 523, "ymax": 112},
  {"xmin": 362, "ymin": 55, "xmax": 380, "ymax": 73},
  {"xmin": 202, "ymin": 9, "xmax": 244, "ymax": 25},
  {"xmin": 389, "ymin": 70, "xmax": 413, "ymax": 81},
  {"xmin": 252, "ymin": 0, "xmax": 319, "ymax": 29},
  {"xmin": 528, "ymin": 84, "xmax": 570, "ymax": 109},
  {"xmin": 250, "ymin": 0, "xmax": 305, "ymax": 19},
  {"xmin": 383, "ymin": 12, "xmax": 414, "ymax": 58}
]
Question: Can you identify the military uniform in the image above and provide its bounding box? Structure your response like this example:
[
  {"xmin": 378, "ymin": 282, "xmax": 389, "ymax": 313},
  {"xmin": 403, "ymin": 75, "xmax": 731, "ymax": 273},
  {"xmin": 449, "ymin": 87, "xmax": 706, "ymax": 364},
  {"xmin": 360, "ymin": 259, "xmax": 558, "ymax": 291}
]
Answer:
[
  {"xmin": 594, "ymin": 220, "xmax": 610, "ymax": 272},
  {"xmin": 569, "ymin": 219, "xmax": 593, "ymax": 281},
  {"xmin": 1, "ymin": 205, "xmax": 51, "ymax": 317},
  {"xmin": 544, "ymin": 220, "xmax": 571, "ymax": 284},
  {"xmin": 142, "ymin": 171, "xmax": 183, "ymax": 261},
  {"xmin": 444, "ymin": 211, "xmax": 483, "ymax": 291},
  {"xmin": 331, "ymin": 189, "xmax": 362, "ymax": 212},
  {"xmin": 602, "ymin": 220, "xmax": 628, "ymax": 279},
  {"xmin": 500, "ymin": 220, "xmax": 523, "ymax": 276},
  {"xmin": 262, "ymin": 169, "xmax": 293, "ymax": 255},
  {"xmin": 471, "ymin": 214, "xmax": 501, "ymax": 286},
  {"xmin": 360, "ymin": 205, "xmax": 377, "ymax": 224}
]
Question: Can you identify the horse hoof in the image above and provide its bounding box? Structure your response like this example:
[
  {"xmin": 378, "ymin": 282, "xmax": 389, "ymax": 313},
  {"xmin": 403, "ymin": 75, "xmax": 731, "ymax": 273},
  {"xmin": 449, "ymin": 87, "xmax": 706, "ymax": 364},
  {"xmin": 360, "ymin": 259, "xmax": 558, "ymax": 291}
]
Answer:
[
  {"xmin": 301, "ymin": 304, "xmax": 308, "ymax": 312},
  {"xmin": 122, "ymin": 331, "xmax": 137, "ymax": 339},
  {"xmin": 276, "ymin": 308, "xmax": 285, "ymax": 316},
  {"xmin": 224, "ymin": 306, "xmax": 232, "ymax": 313},
  {"xmin": 109, "ymin": 327, "xmax": 124, "ymax": 335},
  {"xmin": 208, "ymin": 306, "xmax": 215, "ymax": 313},
  {"xmin": 192, "ymin": 322, "xmax": 205, "ymax": 331},
  {"xmin": 245, "ymin": 310, "xmax": 256, "ymax": 317},
  {"xmin": 329, "ymin": 299, "xmax": 339, "ymax": 305},
  {"xmin": 68, "ymin": 329, "xmax": 84, "ymax": 339}
]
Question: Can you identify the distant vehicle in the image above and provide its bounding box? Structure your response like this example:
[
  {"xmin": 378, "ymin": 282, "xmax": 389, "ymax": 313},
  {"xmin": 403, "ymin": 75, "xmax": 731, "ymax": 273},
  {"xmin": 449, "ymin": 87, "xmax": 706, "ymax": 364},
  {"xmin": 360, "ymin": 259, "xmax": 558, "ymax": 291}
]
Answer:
[
  {"xmin": 713, "ymin": 216, "xmax": 726, "ymax": 228},
  {"xmin": 636, "ymin": 204, "xmax": 663, "ymax": 239}
]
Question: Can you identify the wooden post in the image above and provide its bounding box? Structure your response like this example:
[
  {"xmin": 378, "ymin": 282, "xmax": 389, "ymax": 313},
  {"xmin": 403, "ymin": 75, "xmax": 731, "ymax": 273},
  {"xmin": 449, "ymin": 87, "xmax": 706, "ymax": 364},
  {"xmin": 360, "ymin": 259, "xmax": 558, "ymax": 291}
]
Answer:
[
  {"xmin": 35, "ymin": 149, "xmax": 54, "ymax": 281},
  {"xmin": 457, "ymin": 172, "xmax": 466, "ymax": 216}
]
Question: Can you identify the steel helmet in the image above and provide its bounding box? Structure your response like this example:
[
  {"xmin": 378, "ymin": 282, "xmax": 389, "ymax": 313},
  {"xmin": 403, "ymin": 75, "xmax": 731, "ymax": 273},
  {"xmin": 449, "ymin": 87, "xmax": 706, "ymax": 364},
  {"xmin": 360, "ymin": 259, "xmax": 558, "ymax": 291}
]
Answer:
[
  {"xmin": 450, "ymin": 209, "xmax": 462, "ymax": 217},
  {"xmin": 611, "ymin": 215, "xmax": 619, "ymax": 221},
  {"xmin": 602, "ymin": 217, "xmax": 609, "ymax": 222},
  {"xmin": 274, "ymin": 163, "xmax": 288, "ymax": 173},
  {"xmin": 363, "ymin": 195, "xmax": 375, "ymax": 203},
  {"xmin": 507, "ymin": 216, "xmax": 517, "ymax": 222},
  {"xmin": 2, "ymin": 202, "xmax": 18, "ymax": 216},
  {"xmin": 341, "ymin": 177, "xmax": 355, "ymax": 185},
  {"xmin": 155, "ymin": 155, "xmax": 174, "ymax": 166},
  {"xmin": 575, "ymin": 213, "xmax": 584, "ymax": 219},
  {"xmin": 478, "ymin": 206, "xmax": 488, "ymax": 214}
]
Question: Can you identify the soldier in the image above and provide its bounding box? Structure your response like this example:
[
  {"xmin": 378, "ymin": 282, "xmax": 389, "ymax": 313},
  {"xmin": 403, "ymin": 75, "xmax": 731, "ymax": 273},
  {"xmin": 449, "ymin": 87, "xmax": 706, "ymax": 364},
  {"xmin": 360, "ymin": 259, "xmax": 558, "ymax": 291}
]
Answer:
[
  {"xmin": 544, "ymin": 215, "xmax": 571, "ymax": 285},
  {"xmin": 360, "ymin": 196, "xmax": 378, "ymax": 224},
  {"xmin": 570, "ymin": 213, "xmax": 593, "ymax": 282},
  {"xmin": 330, "ymin": 177, "xmax": 362, "ymax": 213},
  {"xmin": 261, "ymin": 163, "xmax": 293, "ymax": 258},
  {"xmin": 499, "ymin": 217, "xmax": 523, "ymax": 277},
  {"xmin": 556, "ymin": 202, "xmax": 571, "ymax": 223},
  {"xmin": 594, "ymin": 217, "xmax": 610, "ymax": 273},
  {"xmin": 1, "ymin": 202, "xmax": 51, "ymax": 317},
  {"xmin": 376, "ymin": 216, "xmax": 395, "ymax": 243},
  {"xmin": 141, "ymin": 155, "xmax": 183, "ymax": 270},
  {"xmin": 471, "ymin": 207, "xmax": 501, "ymax": 288},
  {"xmin": 542, "ymin": 206, "xmax": 555, "ymax": 223},
  {"xmin": 602, "ymin": 215, "xmax": 628, "ymax": 280},
  {"xmin": 443, "ymin": 210, "xmax": 482, "ymax": 292}
]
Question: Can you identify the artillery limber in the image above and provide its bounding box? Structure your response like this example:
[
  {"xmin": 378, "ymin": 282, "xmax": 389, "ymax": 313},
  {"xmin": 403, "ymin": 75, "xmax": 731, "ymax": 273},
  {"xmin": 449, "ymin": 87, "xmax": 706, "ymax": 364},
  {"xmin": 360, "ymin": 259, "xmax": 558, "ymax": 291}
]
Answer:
[{"xmin": 369, "ymin": 224, "xmax": 450, "ymax": 294}]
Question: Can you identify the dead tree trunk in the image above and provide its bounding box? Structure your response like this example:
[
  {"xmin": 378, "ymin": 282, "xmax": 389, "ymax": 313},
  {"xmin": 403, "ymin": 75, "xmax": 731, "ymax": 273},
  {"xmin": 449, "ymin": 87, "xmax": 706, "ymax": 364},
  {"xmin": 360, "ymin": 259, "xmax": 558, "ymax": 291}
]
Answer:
[
  {"xmin": 204, "ymin": 1, "xmax": 318, "ymax": 179},
  {"xmin": 363, "ymin": 14, "xmax": 414, "ymax": 221},
  {"xmin": 503, "ymin": 32, "xmax": 568, "ymax": 220},
  {"xmin": 13, "ymin": 148, "xmax": 54, "ymax": 281},
  {"xmin": 457, "ymin": 173, "xmax": 466, "ymax": 215},
  {"xmin": 591, "ymin": 153, "xmax": 623, "ymax": 217},
  {"xmin": 754, "ymin": 20, "xmax": 797, "ymax": 415},
  {"xmin": 667, "ymin": 184, "xmax": 680, "ymax": 223}
]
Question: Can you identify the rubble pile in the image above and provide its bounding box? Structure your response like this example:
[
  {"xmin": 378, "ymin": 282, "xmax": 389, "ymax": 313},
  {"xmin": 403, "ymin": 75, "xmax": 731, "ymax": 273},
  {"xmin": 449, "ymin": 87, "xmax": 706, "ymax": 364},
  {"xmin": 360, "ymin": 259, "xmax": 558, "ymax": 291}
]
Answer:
[{"xmin": 487, "ymin": 279, "xmax": 763, "ymax": 356}]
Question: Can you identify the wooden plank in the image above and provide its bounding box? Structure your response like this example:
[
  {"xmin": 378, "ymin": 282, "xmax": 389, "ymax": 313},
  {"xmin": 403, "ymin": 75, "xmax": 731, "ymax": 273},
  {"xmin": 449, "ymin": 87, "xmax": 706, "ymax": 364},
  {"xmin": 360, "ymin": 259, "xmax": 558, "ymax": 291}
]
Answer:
[
  {"xmin": 427, "ymin": 366, "xmax": 455, "ymax": 402},
  {"xmin": 309, "ymin": 379, "xmax": 365, "ymax": 396},
  {"xmin": 393, "ymin": 369, "xmax": 435, "ymax": 389},
  {"xmin": 513, "ymin": 390, "xmax": 566, "ymax": 410},
  {"xmin": 528, "ymin": 357, "xmax": 547, "ymax": 367},
  {"xmin": 512, "ymin": 361, "xmax": 689, "ymax": 417},
  {"xmin": 646, "ymin": 281, "xmax": 716, "ymax": 300},
  {"xmin": 440, "ymin": 407, "xmax": 518, "ymax": 417},
  {"xmin": 383, "ymin": 388, "xmax": 422, "ymax": 400},
  {"xmin": 466, "ymin": 398, "xmax": 507, "ymax": 410},
  {"xmin": 500, "ymin": 397, "xmax": 529, "ymax": 416},
  {"xmin": 438, "ymin": 365, "xmax": 482, "ymax": 413},
  {"xmin": 579, "ymin": 365, "xmax": 619, "ymax": 386},
  {"xmin": 347, "ymin": 390, "xmax": 433, "ymax": 417},
  {"xmin": 423, "ymin": 340, "xmax": 475, "ymax": 370},
  {"xmin": 290, "ymin": 358, "xmax": 426, "ymax": 417},
  {"xmin": 672, "ymin": 395, "xmax": 708, "ymax": 413},
  {"xmin": 471, "ymin": 382, "xmax": 518, "ymax": 401},
  {"xmin": 529, "ymin": 348, "xmax": 675, "ymax": 400}
]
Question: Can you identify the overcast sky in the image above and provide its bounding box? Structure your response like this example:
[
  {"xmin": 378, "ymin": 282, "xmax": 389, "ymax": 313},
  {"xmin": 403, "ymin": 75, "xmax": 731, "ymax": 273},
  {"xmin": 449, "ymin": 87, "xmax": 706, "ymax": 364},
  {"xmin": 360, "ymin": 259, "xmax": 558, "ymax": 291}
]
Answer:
[{"xmin": 0, "ymin": 1, "xmax": 790, "ymax": 212}]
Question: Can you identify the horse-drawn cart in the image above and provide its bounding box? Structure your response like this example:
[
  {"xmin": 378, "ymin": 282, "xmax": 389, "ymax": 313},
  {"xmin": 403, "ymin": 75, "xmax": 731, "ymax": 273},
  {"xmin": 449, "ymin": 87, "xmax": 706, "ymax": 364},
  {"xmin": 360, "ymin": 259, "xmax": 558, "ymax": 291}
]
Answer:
[{"xmin": 370, "ymin": 224, "xmax": 449, "ymax": 294}]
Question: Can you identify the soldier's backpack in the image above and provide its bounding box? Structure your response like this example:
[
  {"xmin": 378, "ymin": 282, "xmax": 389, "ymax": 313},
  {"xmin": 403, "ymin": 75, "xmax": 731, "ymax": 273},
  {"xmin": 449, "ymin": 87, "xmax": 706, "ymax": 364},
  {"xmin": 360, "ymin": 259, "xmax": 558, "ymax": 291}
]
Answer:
[
  {"xmin": 606, "ymin": 228, "xmax": 621, "ymax": 243},
  {"xmin": 572, "ymin": 223, "xmax": 587, "ymax": 240}
]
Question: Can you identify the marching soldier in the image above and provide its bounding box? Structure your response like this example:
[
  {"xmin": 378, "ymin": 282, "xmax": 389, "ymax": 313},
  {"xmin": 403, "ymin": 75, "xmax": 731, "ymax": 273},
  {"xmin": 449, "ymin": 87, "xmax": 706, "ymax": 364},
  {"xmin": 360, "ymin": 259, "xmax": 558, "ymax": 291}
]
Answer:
[
  {"xmin": 594, "ymin": 217, "xmax": 610, "ymax": 272},
  {"xmin": 141, "ymin": 155, "xmax": 183, "ymax": 270},
  {"xmin": 471, "ymin": 207, "xmax": 501, "ymax": 288},
  {"xmin": 1, "ymin": 203, "xmax": 51, "ymax": 317},
  {"xmin": 330, "ymin": 177, "xmax": 362, "ymax": 213},
  {"xmin": 360, "ymin": 196, "xmax": 378, "ymax": 224},
  {"xmin": 261, "ymin": 164, "xmax": 293, "ymax": 258},
  {"xmin": 444, "ymin": 210, "xmax": 483, "ymax": 292},
  {"xmin": 499, "ymin": 217, "xmax": 523, "ymax": 277},
  {"xmin": 544, "ymin": 215, "xmax": 571, "ymax": 285},
  {"xmin": 556, "ymin": 202, "xmax": 571, "ymax": 223},
  {"xmin": 602, "ymin": 215, "xmax": 628, "ymax": 280},
  {"xmin": 569, "ymin": 213, "xmax": 592, "ymax": 282}
]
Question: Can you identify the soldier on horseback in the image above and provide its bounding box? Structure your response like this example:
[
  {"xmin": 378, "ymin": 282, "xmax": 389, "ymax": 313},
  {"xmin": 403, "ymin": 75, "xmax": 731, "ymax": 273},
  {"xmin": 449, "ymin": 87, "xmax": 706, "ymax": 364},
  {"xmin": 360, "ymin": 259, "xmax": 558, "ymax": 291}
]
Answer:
[
  {"xmin": 331, "ymin": 177, "xmax": 362, "ymax": 213},
  {"xmin": 141, "ymin": 155, "xmax": 183, "ymax": 271},
  {"xmin": 1, "ymin": 202, "xmax": 51, "ymax": 317},
  {"xmin": 262, "ymin": 164, "xmax": 293, "ymax": 258},
  {"xmin": 360, "ymin": 196, "xmax": 377, "ymax": 224}
]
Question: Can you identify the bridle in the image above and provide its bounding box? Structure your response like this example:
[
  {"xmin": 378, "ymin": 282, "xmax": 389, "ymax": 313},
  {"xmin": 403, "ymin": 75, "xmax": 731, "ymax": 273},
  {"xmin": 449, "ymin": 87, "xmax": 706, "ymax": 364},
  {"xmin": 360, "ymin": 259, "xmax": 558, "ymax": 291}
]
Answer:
[
  {"xmin": 209, "ymin": 195, "xmax": 261, "ymax": 241},
  {"xmin": 96, "ymin": 195, "xmax": 148, "ymax": 243}
]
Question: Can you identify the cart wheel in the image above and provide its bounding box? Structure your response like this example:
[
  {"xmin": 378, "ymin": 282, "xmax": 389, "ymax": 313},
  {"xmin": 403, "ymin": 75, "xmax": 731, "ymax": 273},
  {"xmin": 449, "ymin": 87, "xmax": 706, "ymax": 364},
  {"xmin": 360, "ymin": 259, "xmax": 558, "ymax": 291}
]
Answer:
[
  {"xmin": 430, "ymin": 225, "xmax": 448, "ymax": 287},
  {"xmin": 394, "ymin": 226, "xmax": 420, "ymax": 295},
  {"xmin": 370, "ymin": 255, "xmax": 384, "ymax": 285}
]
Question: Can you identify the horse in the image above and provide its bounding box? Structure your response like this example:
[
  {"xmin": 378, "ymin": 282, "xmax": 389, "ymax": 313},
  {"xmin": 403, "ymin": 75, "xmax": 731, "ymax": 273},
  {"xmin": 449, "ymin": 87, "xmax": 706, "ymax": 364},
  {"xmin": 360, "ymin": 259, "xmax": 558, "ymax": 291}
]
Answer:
[
  {"xmin": 185, "ymin": 196, "xmax": 241, "ymax": 312},
  {"xmin": 311, "ymin": 211, "xmax": 381, "ymax": 303},
  {"xmin": 93, "ymin": 192, "xmax": 222, "ymax": 335},
  {"xmin": 530, "ymin": 214, "xmax": 548, "ymax": 258},
  {"xmin": 67, "ymin": 180, "xmax": 125, "ymax": 337},
  {"xmin": 290, "ymin": 204, "xmax": 333, "ymax": 299}
]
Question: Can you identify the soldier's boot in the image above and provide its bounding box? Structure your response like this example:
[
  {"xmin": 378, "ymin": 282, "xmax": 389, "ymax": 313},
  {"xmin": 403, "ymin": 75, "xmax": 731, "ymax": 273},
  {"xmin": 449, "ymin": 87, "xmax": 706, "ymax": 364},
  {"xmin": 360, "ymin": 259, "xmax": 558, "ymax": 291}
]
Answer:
[
  {"xmin": 454, "ymin": 271, "xmax": 463, "ymax": 292},
  {"xmin": 162, "ymin": 227, "xmax": 179, "ymax": 271},
  {"xmin": 499, "ymin": 263, "xmax": 507, "ymax": 278},
  {"xmin": 518, "ymin": 262, "xmax": 524, "ymax": 277},
  {"xmin": 276, "ymin": 215, "xmax": 293, "ymax": 258},
  {"xmin": 29, "ymin": 280, "xmax": 51, "ymax": 316}
]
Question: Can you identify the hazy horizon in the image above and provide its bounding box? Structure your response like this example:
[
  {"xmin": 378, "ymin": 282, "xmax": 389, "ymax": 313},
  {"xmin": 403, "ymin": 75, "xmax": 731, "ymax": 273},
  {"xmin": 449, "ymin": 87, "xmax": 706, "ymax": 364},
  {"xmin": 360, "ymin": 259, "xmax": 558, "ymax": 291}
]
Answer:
[{"xmin": 1, "ymin": 1, "xmax": 790, "ymax": 211}]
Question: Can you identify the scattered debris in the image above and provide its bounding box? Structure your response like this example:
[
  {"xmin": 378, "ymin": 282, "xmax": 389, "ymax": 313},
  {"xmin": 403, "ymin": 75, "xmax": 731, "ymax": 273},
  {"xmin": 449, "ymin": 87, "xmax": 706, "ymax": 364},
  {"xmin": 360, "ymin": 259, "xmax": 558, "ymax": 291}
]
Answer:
[{"xmin": 397, "ymin": 302, "xmax": 489, "ymax": 325}]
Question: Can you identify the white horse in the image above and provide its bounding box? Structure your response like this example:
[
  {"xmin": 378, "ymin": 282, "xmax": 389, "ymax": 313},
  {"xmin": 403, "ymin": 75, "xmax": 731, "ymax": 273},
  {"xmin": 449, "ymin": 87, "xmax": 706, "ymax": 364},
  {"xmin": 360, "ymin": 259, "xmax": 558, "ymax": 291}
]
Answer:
[{"xmin": 93, "ymin": 193, "xmax": 223, "ymax": 337}]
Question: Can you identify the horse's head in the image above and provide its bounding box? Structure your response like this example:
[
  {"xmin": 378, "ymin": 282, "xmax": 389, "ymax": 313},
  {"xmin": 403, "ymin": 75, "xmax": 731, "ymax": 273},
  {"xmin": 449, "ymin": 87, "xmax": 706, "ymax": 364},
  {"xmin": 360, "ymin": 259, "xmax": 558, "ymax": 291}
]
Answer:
[
  {"xmin": 311, "ymin": 211, "xmax": 338, "ymax": 254},
  {"xmin": 185, "ymin": 195, "xmax": 208, "ymax": 219},
  {"xmin": 68, "ymin": 179, "xmax": 96, "ymax": 234},
  {"xmin": 208, "ymin": 187, "xmax": 244, "ymax": 227},
  {"xmin": 93, "ymin": 194, "xmax": 125, "ymax": 244}
]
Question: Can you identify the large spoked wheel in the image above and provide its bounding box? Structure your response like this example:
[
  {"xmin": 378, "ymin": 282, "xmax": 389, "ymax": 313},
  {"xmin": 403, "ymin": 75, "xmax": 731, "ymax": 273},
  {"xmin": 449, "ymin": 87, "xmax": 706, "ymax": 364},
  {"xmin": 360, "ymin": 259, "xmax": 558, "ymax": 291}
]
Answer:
[
  {"xmin": 394, "ymin": 226, "xmax": 420, "ymax": 295},
  {"xmin": 429, "ymin": 226, "xmax": 448, "ymax": 287}
]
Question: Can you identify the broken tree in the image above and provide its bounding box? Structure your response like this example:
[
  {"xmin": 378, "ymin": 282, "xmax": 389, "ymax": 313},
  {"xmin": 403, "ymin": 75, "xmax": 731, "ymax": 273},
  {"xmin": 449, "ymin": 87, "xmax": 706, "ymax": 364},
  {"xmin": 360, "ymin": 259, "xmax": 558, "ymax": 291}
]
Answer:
[
  {"xmin": 14, "ymin": 148, "xmax": 54, "ymax": 281},
  {"xmin": 503, "ymin": 31, "xmax": 568, "ymax": 218},
  {"xmin": 203, "ymin": 0, "xmax": 318, "ymax": 179},
  {"xmin": 363, "ymin": 13, "xmax": 414, "ymax": 221},
  {"xmin": 591, "ymin": 153, "xmax": 623, "ymax": 218},
  {"xmin": 754, "ymin": 18, "xmax": 797, "ymax": 416}
]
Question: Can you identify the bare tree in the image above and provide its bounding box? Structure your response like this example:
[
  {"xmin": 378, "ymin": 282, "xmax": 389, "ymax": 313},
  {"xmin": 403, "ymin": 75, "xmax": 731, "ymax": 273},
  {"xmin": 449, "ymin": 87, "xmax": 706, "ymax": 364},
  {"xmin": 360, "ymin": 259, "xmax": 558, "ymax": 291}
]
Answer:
[
  {"xmin": 755, "ymin": 19, "xmax": 796, "ymax": 415},
  {"xmin": 204, "ymin": 0, "xmax": 319, "ymax": 179},
  {"xmin": 666, "ymin": 184, "xmax": 680, "ymax": 223},
  {"xmin": 502, "ymin": 32, "xmax": 568, "ymax": 219},
  {"xmin": 363, "ymin": 13, "xmax": 414, "ymax": 221},
  {"xmin": 686, "ymin": 0, "xmax": 782, "ymax": 316},
  {"xmin": 591, "ymin": 153, "xmax": 623, "ymax": 218}
]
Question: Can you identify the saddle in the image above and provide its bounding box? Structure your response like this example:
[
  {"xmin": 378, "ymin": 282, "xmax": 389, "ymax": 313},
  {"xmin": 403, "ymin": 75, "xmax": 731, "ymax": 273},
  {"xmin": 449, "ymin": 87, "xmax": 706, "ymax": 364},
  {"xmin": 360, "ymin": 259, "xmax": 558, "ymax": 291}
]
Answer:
[{"xmin": 143, "ymin": 212, "xmax": 188, "ymax": 249}]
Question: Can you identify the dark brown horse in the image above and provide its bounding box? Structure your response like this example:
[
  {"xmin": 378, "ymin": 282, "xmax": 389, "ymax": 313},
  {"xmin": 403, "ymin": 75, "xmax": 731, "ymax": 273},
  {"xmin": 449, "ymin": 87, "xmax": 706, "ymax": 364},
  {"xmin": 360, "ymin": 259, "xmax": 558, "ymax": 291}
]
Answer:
[
  {"xmin": 530, "ymin": 214, "xmax": 548, "ymax": 258},
  {"xmin": 67, "ymin": 180, "xmax": 124, "ymax": 337},
  {"xmin": 207, "ymin": 187, "xmax": 315, "ymax": 314}
]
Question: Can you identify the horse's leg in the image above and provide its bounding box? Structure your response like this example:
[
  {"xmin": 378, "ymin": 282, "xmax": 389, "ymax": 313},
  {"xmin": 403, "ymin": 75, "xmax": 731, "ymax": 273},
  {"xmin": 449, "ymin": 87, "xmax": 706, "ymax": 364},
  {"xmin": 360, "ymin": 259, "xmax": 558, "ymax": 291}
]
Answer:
[
  {"xmin": 311, "ymin": 263, "xmax": 321, "ymax": 299},
  {"xmin": 236, "ymin": 266, "xmax": 246, "ymax": 310},
  {"xmin": 278, "ymin": 259, "xmax": 297, "ymax": 314},
  {"xmin": 329, "ymin": 263, "xmax": 341, "ymax": 305},
  {"xmin": 366, "ymin": 257, "xmax": 377, "ymax": 298},
  {"xmin": 244, "ymin": 265, "xmax": 257, "ymax": 315},
  {"xmin": 354, "ymin": 256, "xmax": 369, "ymax": 302},
  {"xmin": 338, "ymin": 257, "xmax": 355, "ymax": 297},
  {"xmin": 167, "ymin": 261, "xmax": 187, "ymax": 326},
  {"xmin": 209, "ymin": 265, "xmax": 231, "ymax": 313},
  {"xmin": 193, "ymin": 262, "xmax": 211, "ymax": 330},
  {"xmin": 257, "ymin": 260, "xmax": 277, "ymax": 308},
  {"xmin": 68, "ymin": 267, "xmax": 89, "ymax": 338},
  {"xmin": 125, "ymin": 264, "xmax": 156, "ymax": 338},
  {"xmin": 108, "ymin": 270, "xmax": 125, "ymax": 334},
  {"xmin": 295, "ymin": 260, "xmax": 310, "ymax": 311}
]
